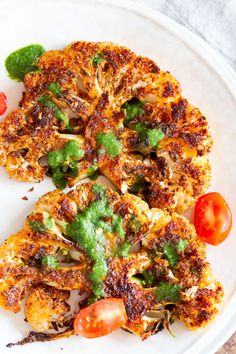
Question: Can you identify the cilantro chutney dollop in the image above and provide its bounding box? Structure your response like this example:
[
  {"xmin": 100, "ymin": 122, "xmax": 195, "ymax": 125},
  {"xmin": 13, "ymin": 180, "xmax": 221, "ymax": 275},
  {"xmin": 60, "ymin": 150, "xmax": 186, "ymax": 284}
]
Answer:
[
  {"xmin": 66, "ymin": 184, "xmax": 127, "ymax": 300},
  {"xmin": 5, "ymin": 44, "xmax": 45, "ymax": 82}
]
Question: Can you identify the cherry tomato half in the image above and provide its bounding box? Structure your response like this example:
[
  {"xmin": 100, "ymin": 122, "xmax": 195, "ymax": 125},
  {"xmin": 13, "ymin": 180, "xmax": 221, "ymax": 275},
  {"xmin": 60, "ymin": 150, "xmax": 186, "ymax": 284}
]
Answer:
[
  {"xmin": 194, "ymin": 192, "xmax": 232, "ymax": 246},
  {"xmin": 74, "ymin": 298, "xmax": 127, "ymax": 338},
  {"xmin": 0, "ymin": 91, "xmax": 8, "ymax": 116}
]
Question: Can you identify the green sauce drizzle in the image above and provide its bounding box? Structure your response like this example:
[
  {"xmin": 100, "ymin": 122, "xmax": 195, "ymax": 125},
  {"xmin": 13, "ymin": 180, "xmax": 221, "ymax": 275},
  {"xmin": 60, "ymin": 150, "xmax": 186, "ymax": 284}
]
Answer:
[
  {"xmin": 134, "ymin": 122, "xmax": 165, "ymax": 148},
  {"xmin": 96, "ymin": 132, "xmax": 122, "ymax": 157},
  {"xmin": 47, "ymin": 82, "xmax": 63, "ymax": 98},
  {"xmin": 5, "ymin": 44, "xmax": 45, "ymax": 82},
  {"xmin": 29, "ymin": 215, "xmax": 53, "ymax": 233},
  {"xmin": 112, "ymin": 215, "xmax": 126, "ymax": 238},
  {"xmin": 163, "ymin": 239, "xmax": 189, "ymax": 267},
  {"xmin": 38, "ymin": 95, "xmax": 70, "ymax": 128},
  {"xmin": 121, "ymin": 98, "xmax": 144, "ymax": 124},
  {"xmin": 66, "ymin": 184, "xmax": 126, "ymax": 299},
  {"xmin": 141, "ymin": 269, "xmax": 155, "ymax": 286},
  {"xmin": 41, "ymin": 255, "xmax": 59, "ymax": 269},
  {"xmin": 156, "ymin": 282, "xmax": 181, "ymax": 303},
  {"xmin": 163, "ymin": 243, "xmax": 179, "ymax": 268},
  {"xmin": 47, "ymin": 140, "xmax": 84, "ymax": 189},
  {"xmin": 92, "ymin": 53, "xmax": 103, "ymax": 66},
  {"xmin": 176, "ymin": 239, "xmax": 188, "ymax": 252},
  {"xmin": 87, "ymin": 164, "xmax": 99, "ymax": 181}
]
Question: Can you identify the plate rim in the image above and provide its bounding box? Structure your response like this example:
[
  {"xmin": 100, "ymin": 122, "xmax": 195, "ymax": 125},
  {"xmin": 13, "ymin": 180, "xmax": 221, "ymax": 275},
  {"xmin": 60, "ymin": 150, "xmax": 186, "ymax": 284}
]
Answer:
[{"xmin": 0, "ymin": 0, "xmax": 236, "ymax": 353}]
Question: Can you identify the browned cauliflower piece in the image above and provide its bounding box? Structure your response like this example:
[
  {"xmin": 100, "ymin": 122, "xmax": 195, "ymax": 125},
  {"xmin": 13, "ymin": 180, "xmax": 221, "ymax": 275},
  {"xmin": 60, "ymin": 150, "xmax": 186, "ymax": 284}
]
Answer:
[
  {"xmin": 0, "ymin": 182, "xmax": 223, "ymax": 344},
  {"xmin": 0, "ymin": 41, "xmax": 212, "ymax": 213},
  {"xmin": 25, "ymin": 285, "xmax": 70, "ymax": 332}
]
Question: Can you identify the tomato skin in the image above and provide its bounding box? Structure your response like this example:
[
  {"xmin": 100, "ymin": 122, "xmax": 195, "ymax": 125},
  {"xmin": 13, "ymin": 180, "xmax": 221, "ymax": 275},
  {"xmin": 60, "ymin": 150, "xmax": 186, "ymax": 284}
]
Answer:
[
  {"xmin": 0, "ymin": 91, "xmax": 8, "ymax": 115},
  {"xmin": 74, "ymin": 298, "xmax": 127, "ymax": 338},
  {"xmin": 194, "ymin": 192, "xmax": 232, "ymax": 246}
]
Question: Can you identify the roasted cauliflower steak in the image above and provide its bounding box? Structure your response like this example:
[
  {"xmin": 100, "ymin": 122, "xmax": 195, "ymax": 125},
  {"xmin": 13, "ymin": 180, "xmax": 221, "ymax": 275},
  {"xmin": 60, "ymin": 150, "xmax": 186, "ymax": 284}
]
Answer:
[
  {"xmin": 0, "ymin": 183, "xmax": 223, "ymax": 345},
  {"xmin": 0, "ymin": 41, "xmax": 212, "ymax": 213}
]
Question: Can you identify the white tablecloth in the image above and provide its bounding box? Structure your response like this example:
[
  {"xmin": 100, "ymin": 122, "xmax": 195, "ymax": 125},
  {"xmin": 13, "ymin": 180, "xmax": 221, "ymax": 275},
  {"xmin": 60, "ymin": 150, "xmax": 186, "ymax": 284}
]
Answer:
[{"xmin": 135, "ymin": 0, "xmax": 236, "ymax": 71}]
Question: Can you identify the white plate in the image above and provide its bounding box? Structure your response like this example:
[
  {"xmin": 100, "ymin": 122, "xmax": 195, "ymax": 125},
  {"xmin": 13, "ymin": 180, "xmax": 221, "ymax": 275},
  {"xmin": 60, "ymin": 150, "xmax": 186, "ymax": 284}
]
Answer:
[{"xmin": 0, "ymin": 0, "xmax": 235, "ymax": 353}]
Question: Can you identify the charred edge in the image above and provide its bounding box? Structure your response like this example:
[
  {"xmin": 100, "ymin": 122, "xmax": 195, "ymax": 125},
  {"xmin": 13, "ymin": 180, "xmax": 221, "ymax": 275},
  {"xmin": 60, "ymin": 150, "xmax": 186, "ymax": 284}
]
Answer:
[{"xmin": 6, "ymin": 325, "xmax": 74, "ymax": 347}]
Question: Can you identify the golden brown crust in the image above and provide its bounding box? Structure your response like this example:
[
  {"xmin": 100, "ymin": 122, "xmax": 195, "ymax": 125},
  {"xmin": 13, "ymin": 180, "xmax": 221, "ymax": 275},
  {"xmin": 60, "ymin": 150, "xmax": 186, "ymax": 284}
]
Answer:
[
  {"xmin": 25, "ymin": 285, "xmax": 70, "ymax": 332},
  {"xmin": 176, "ymin": 283, "xmax": 223, "ymax": 329},
  {"xmin": 0, "ymin": 41, "xmax": 212, "ymax": 213}
]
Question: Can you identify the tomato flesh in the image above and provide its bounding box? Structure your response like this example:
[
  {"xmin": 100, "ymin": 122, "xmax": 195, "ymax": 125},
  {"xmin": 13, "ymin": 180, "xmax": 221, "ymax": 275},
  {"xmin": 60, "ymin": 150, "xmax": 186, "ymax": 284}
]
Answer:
[
  {"xmin": 194, "ymin": 192, "xmax": 232, "ymax": 245},
  {"xmin": 74, "ymin": 298, "xmax": 127, "ymax": 338},
  {"xmin": 0, "ymin": 91, "xmax": 8, "ymax": 115}
]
